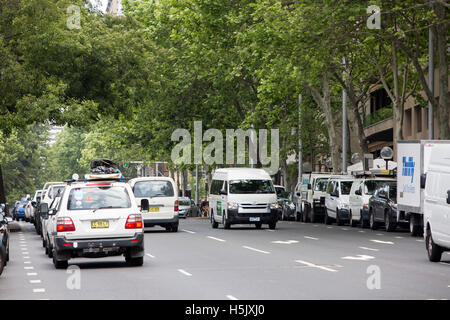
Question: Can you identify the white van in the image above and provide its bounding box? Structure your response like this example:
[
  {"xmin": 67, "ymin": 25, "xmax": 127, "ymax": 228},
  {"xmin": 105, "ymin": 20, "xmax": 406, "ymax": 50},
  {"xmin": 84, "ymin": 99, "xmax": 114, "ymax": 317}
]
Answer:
[
  {"xmin": 325, "ymin": 177, "xmax": 355, "ymax": 225},
  {"xmin": 349, "ymin": 177, "xmax": 396, "ymax": 228},
  {"xmin": 423, "ymin": 144, "xmax": 450, "ymax": 262},
  {"xmin": 128, "ymin": 177, "xmax": 179, "ymax": 232},
  {"xmin": 209, "ymin": 168, "xmax": 278, "ymax": 229}
]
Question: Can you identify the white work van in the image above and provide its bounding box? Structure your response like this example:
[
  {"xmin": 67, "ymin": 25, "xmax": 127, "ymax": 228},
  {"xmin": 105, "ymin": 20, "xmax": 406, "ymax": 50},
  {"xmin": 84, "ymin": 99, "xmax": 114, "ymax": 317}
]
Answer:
[
  {"xmin": 209, "ymin": 168, "xmax": 278, "ymax": 229},
  {"xmin": 324, "ymin": 177, "xmax": 355, "ymax": 225},
  {"xmin": 397, "ymin": 140, "xmax": 450, "ymax": 236},
  {"xmin": 423, "ymin": 143, "xmax": 450, "ymax": 262}
]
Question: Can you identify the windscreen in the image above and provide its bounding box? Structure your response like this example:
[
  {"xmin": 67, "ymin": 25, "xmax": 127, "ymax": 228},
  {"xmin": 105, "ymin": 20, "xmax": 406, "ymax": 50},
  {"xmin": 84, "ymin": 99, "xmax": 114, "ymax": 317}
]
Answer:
[
  {"xmin": 364, "ymin": 180, "xmax": 395, "ymax": 195},
  {"xmin": 50, "ymin": 186, "xmax": 65, "ymax": 199},
  {"xmin": 133, "ymin": 180, "xmax": 174, "ymax": 198},
  {"xmin": 67, "ymin": 186, "xmax": 131, "ymax": 210},
  {"xmin": 314, "ymin": 178, "xmax": 329, "ymax": 192},
  {"xmin": 229, "ymin": 179, "xmax": 275, "ymax": 194}
]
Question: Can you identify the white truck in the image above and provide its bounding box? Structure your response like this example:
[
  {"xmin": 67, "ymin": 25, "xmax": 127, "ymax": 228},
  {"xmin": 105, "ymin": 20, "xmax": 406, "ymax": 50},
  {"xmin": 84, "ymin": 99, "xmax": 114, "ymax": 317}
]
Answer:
[{"xmin": 397, "ymin": 140, "xmax": 450, "ymax": 236}]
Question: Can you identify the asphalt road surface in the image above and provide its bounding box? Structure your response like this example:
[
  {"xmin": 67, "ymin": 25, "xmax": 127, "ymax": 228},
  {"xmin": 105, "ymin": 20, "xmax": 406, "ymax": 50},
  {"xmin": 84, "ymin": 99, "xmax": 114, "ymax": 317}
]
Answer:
[{"xmin": 1, "ymin": 218, "xmax": 449, "ymax": 300}]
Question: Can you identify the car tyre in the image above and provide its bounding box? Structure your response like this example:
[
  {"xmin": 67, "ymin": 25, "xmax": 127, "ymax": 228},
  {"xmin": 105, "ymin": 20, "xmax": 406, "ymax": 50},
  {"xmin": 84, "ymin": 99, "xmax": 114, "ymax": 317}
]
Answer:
[
  {"xmin": 211, "ymin": 214, "xmax": 218, "ymax": 229},
  {"xmin": 126, "ymin": 256, "xmax": 144, "ymax": 267},
  {"xmin": 426, "ymin": 228, "xmax": 443, "ymax": 262},
  {"xmin": 385, "ymin": 212, "xmax": 397, "ymax": 232},
  {"xmin": 349, "ymin": 210, "xmax": 357, "ymax": 227},
  {"xmin": 0, "ymin": 249, "xmax": 5, "ymax": 276},
  {"xmin": 324, "ymin": 209, "xmax": 332, "ymax": 225},
  {"xmin": 268, "ymin": 222, "xmax": 276, "ymax": 230},
  {"xmin": 52, "ymin": 251, "xmax": 68, "ymax": 269}
]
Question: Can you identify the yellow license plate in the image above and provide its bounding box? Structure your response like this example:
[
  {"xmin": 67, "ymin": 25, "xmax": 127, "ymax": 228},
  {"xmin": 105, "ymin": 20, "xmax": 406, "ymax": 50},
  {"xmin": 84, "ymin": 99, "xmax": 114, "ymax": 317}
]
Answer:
[
  {"xmin": 91, "ymin": 220, "xmax": 109, "ymax": 229},
  {"xmin": 149, "ymin": 207, "xmax": 159, "ymax": 212}
]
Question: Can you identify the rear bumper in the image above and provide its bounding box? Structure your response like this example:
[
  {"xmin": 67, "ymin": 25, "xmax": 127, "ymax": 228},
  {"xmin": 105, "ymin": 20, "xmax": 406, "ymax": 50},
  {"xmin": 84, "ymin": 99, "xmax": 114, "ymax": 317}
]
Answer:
[
  {"xmin": 54, "ymin": 233, "xmax": 144, "ymax": 258},
  {"xmin": 144, "ymin": 216, "xmax": 179, "ymax": 227}
]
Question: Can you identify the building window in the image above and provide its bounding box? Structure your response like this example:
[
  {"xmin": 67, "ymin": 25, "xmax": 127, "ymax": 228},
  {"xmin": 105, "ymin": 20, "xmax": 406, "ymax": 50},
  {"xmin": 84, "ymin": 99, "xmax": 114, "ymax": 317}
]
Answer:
[
  {"xmin": 404, "ymin": 109, "xmax": 412, "ymax": 137},
  {"xmin": 415, "ymin": 106, "xmax": 422, "ymax": 133}
]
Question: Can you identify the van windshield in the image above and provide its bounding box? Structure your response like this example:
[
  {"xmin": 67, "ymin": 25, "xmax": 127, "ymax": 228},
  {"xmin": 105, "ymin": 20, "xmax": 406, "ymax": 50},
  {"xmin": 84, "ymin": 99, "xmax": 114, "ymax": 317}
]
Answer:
[
  {"xmin": 133, "ymin": 180, "xmax": 174, "ymax": 198},
  {"xmin": 67, "ymin": 186, "xmax": 131, "ymax": 210},
  {"xmin": 229, "ymin": 180, "xmax": 275, "ymax": 194},
  {"xmin": 365, "ymin": 180, "xmax": 395, "ymax": 195},
  {"xmin": 314, "ymin": 178, "xmax": 329, "ymax": 192}
]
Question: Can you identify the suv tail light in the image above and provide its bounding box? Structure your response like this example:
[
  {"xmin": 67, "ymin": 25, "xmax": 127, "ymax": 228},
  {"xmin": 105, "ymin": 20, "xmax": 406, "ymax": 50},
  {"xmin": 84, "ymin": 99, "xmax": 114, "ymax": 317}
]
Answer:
[
  {"xmin": 174, "ymin": 200, "xmax": 179, "ymax": 212},
  {"xmin": 57, "ymin": 217, "xmax": 75, "ymax": 232},
  {"xmin": 125, "ymin": 214, "xmax": 143, "ymax": 229}
]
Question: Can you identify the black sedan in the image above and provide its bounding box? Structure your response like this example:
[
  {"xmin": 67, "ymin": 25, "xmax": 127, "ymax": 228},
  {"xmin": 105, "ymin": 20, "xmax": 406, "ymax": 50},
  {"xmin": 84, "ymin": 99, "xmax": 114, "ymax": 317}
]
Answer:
[
  {"xmin": 368, "ymin": 184, "xmax": 398, "ymax": 232},
  {"xmin": 0, "ymin": 212, "xmax": 11, "ymax": 276},
  {"xmin": 278, "ymin": 192, "xmax": 296, "ymax": 221}
]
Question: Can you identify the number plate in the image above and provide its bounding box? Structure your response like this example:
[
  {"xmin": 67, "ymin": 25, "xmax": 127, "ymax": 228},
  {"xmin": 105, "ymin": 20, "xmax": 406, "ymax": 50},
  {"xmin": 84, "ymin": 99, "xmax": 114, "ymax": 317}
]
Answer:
[
  {"xmin": 91, "ymin": 220, "xmax": 109, "ymax": 229},
  {"xmin": 249, "ymin": 217, "xmax": 260, "ymax": 222},
  {"xmin": 149, "ymin": 207, "xmax": 159, "ymax": 212}
]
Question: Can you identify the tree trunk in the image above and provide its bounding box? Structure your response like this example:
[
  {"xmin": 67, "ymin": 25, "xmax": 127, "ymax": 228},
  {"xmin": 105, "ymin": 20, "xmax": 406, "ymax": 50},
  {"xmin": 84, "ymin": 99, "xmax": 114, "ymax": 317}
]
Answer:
[{"xmin": 0, "ymin": 166, "xmax": 6, "ymax": 204}]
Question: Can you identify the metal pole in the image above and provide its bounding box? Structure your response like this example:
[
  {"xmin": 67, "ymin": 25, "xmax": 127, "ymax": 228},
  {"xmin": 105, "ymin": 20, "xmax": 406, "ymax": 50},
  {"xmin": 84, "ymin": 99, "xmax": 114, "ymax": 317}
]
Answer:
[
  {"xmin": 342, "ymin": 57, "xmax": 348, "ymax": 174},
  {"xmin": 195, "ymin": 164, "xmax": 199, "ymax": 205},
  {"xmin": 428, "ymin": 23, "xmax": 434, "ymax": 139},
  {"xmin": 298, "ymin": 94, "xmax": 302, "ymax": 184}
]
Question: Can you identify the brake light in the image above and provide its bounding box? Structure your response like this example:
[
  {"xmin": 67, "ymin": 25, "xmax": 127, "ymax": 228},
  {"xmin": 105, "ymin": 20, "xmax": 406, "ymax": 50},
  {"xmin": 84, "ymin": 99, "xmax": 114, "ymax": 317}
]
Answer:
[
  {"xmin": 174, "ymin": 200, "xmax": 179, "ymax": 212},
  {"xmin": 125, "ymin": 214, "xmax": 143, "ymax": 229},
  {"xmin": 57, "ymin": 217, "xmax": 75, "ymax": 232}
]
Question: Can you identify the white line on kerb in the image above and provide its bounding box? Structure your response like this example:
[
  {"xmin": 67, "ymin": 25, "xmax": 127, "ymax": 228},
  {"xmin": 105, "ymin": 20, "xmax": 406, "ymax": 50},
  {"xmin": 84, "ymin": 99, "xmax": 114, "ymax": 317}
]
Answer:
[
  {"xmin": 227, "ymin": 295, "xmax": 238, "ymax": 300},
  {"xmin": 304, "ymin": 236, "xmax": 319, "ymax": 240},
  {"xmin": 295, "ymin": 260, "xmax": 338, "ymax": 272},
  {"xmin": 242, "ymin": 246, "xmax": 270, "ymax": 254},
  {"xmin": 178, "ymin": 269, "xmax": 192, "ymax": 277},
  {"xmin": 182, "ymin": 229, "xmax": 196, "ymax": 234},
  {"xmin": 207, "ymin": 236, "xmax": 226, "ymax": 242}
]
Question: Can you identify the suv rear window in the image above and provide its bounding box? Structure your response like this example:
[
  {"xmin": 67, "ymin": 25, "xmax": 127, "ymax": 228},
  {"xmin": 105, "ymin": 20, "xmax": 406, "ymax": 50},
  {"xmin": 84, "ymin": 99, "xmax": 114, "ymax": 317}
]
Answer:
[
  {"xmin": 133, "ymin": 180, "xmax": 174, "ymax": 198},
  {"xmin": 67, "ymin": 186, "xmax": 131, "ymax": 210}
]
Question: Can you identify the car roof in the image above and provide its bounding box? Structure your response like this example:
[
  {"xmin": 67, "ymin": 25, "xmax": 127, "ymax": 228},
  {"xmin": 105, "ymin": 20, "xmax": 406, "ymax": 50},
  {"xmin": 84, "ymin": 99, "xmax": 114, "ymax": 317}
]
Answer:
[{"xmin": 213, "ymin": 168, "xmax": 272, "ymax": 180}]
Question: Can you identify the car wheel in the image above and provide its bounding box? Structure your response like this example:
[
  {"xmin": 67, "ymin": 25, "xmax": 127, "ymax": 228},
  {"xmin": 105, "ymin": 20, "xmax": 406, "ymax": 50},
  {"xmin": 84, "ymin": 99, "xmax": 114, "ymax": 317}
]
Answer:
[
  {"xmin": 360, "ymin": 210, "xmax": 369, "ymax": 228},
  {"xmin": 324, "ymin": 209, "xmax": 332, "ymax": 225},
  {"xmin": 52, "ymin": 251, "xmax": 68, "ymax": 269},
  {"xmin": 126, "ymin": 256, "xmax": 144, "ymax": 267},
  {"xmin": 426, "ymin": 228, "xmax": 443, "ymax": 262},
  {"xmin": 0, "ymin": 248, "xmax": 5, "ymax": 276},
  {"xmin": 171, "ymin": 224, "xmax": 178, "ymax": 232},
  {"xmin": 268, "ymin": 222, "xmax": 276, "ymax": 230},
  {"xmin": 369, "ymin": 211, "xmax": 378, "ymax": 230},
  {"xmin": 385, "ymin": 211, "xmax": 396, "ymax": 232},
  {"xmin": 336, "ymin": 209, "xmax": 344, "ymax": 226},
  {"xmin": 211, "ymin": 214, "xmax": 218, "ymax": 229},
  {"xmin": 310, "ymin": 208, "xmax": 316, "ymax": 223},
  {"xmin": 409, "ymin": 214, "xmax": 422, "ymax": 237},
  {"xmin": 349, "ymin": 211, "xmax": 357, "ymax": 227}
]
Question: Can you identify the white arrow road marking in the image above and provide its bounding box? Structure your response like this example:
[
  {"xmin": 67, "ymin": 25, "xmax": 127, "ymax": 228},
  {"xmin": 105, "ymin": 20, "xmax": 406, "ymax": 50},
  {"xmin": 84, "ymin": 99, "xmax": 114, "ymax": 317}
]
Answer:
[
  {"xmin": 359, "ymin": 247, "xmax": 379, "ymax": 252},
  {"xmin": 295, "ymin": 260, "xmax": 338, "ymax": 272},
  {"xmin": 341, "ymin": 255, "xmax": 375, "ymax": 261},
  {"xmin": 370, "ymin": 240, "xmax": 394, "ymax": 245},
  {"xmin": 271, "ymin": 240, "xmax": 299, "ymax": 244}
]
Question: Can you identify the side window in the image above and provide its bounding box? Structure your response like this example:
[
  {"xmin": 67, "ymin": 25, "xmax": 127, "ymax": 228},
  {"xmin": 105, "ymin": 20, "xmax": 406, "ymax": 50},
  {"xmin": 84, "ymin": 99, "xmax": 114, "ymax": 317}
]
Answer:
[{"xmin": 327, "ymin": 181, "xmax": 334, "ymax": 194}]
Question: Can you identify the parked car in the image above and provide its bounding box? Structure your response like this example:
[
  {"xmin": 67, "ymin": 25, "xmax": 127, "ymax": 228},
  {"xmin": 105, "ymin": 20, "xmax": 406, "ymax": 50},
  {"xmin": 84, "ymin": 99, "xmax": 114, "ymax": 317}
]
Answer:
[
  {"xmin": 44, "ymin": 173, "xmax": 145, "ymax": 268},
  {"xmin": 128, "ymin": 176, "xmax": 179, "ymax": 232},
  {"xmin": 39, "ymin": 183, "xmax": 66, "ymax": 240},
  {"xmin": 279, "ymin": 192, "xmax": 296, "ymax": 221},
  {"xmin": 0, "ymin": 212, "xmax": 11, "ymax": 276},
  {"xmin": 25, "ymin": 190, "xmax": 43, "ymax": 224},
  {"xmin": 209, "ymin": 168, "xmax": 278, "ymax": 230},
  {"xmin": 324, "ymin": 177, "xmax": 355, "ymax": 225},
  {"xmin": 178, "ymin": 197, "xmax": 191, "ymax": 218},
  {"xmin": 14, "ymin": 199, "xmax": 28, "ymax": 221},
  {"xmin": 349, "ymin": 177, "xmax": 396, "ymax": 228},
  {"xmin": 368, "ymin": 183, "xmax": 398, "ymax": 232}
]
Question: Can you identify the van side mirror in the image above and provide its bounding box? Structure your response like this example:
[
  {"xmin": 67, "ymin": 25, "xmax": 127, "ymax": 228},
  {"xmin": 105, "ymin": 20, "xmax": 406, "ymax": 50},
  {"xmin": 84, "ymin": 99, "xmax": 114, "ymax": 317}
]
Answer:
[
  {"xmin": 378, "ymin": 191, "xmax": 388, "ymax": 199},
  {"xmin": 420, "ymin": 174, "xmax": 426, "ymax": 189},
  {"xmin": 141, "ymin": 199, "xmax": 149, "ymax": 212},
  {"xmin": 220, "ymin": 189, "xmax": 227, "ymax": 195},
  {"xmin": 355, "ymin": 189, "xmax": 361, "ymax": 196},
  {"xmin": 40, "ymin": 203, "xmax": 49, "ymax": 219}
]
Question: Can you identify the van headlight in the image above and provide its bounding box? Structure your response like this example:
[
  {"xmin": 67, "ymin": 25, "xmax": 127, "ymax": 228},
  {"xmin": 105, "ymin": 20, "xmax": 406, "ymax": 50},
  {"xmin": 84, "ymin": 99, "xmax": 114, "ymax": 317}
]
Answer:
[
  {"xmin": 338, "ymin": 203, "xmax": 349, "ymax": 210},
  {"xmin": 269, "ymin": 203, "xmax": 279, "ymax": 210},
  {"xmin": 227, "ymin": 203, "xmax": 238, "ymax": 210}
]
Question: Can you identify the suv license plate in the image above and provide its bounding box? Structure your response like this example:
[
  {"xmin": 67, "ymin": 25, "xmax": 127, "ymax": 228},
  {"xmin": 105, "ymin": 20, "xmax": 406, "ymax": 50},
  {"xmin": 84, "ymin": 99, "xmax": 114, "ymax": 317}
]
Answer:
[
  {"xmin": 91, "ymin": 220, "xmax": 109, "ymax": 229},
  {"xmin": 249, "ymin": 217, "xmax": 260, "ymax": 222}
]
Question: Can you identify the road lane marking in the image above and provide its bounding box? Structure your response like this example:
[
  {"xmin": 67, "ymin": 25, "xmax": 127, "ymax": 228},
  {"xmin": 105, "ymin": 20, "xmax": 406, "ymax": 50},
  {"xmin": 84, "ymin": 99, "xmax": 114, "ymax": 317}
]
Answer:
[
  {"xmin": 207, "ymin": 236, "xmax": 226, "ymax": 242},
  {"xmin": 24, "ymin": 266, "xmax": 34, "ymax": 270},
  {"xmin": 304, "ymin": 236, "xmax": 319, "ymax": 240},
  {"xmin": 295, "ymin": 260, "xmax": 338, "ymax": 272},
  {"xmin": 327, "ymin": 226, "xmax": 333, "ymax": 229},
  {"xmin": 376, "ymin": 233, "xmax": 384, "ymax": 236},
  {"xmin": 271, "ymin": 240, "xmax": 299, "ymax": 244},
  {"xmin": 182, "ymin": 229, "xmax": 196, "ymax": 234},
  {"xmin": 341, "ymin": 228, "xmax": 349, "ymax": 231},
  {"xmin": 242, "ymin": 246, "xmax": 270, "ymax": 254},
  {"xmin": 266, "ymin": 229, "xmax": 275, "ymax": 232},
  {"xmin": 341, "ymin": 255, "xmax": 375, "ymax": 261},
  {"xmin": 24, "ymin": 261, "xmax": 31, "ymax": 264},
  {"xmin": 30, "ymin": 280, "xmax": 42, "ymax": 284},
  {"xmin": 358, "ymin": 231, "xmax": 366, "ymax": 233},
  {"xmin": 227, "ymin": 295, "xmax": 238, "ymax": 300},
  {"xmin": 416, "ymin": 239, "xmax": 424, "ymax": 242},
  {"xmin": 370, "ymin": 240, "xmax": 394, "ymax": 245},
  {"xmin": 23, "ymin": 256, "xmax": 30, "ymax": 259},
  {"xmin": 359, "ymin": 247, "xmax": 379, "ymax": 252},
  {"xmin": 178, "ymin": 269, "xmax": 192, "ymax": 277},
  {"xmin": 395, "ymin": 236, "xmax": 404, "ymax": 239},
  {"xmin": 146, "ymin": 254, "xmax": 155, "ymax": 258},
  {"xmin": 33, "ymin": 289, "xmax": 45, "ymax": 293},
  {"xmin": 27, "ymin": 273, "xmax": 38, "ymax": 276}
]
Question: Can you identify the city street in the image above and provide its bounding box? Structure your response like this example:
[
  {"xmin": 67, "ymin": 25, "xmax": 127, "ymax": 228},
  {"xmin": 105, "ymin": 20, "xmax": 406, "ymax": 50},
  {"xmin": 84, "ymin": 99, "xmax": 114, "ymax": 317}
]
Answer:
[{"xmin": 1, "ymin": 218, "xmax": 449, "ymax": 300}]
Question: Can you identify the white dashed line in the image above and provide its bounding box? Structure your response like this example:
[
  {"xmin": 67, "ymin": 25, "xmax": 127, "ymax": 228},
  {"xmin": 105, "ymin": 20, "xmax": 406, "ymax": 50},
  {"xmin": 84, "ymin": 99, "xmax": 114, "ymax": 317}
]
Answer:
[
  {"xmin": 359, "ymin": 247, "xmax": 380, "ymax": 252},
  {"xmin": 178, "ymin": 269, "xmax": 192, "ymax": 277},
  {"xmin": 207, "ymin": 236, "xmax": 226, "ymax": 242},
  {"xmin": 295, "ymin": 260, "xmax": 338, "ymax": 272},
  {"xmin": 341, "ymin": 255, "xmax": 375, "ymax": 261},
  {"xmin": 30, "ymin": 280, "xmax": 42, "ymax": 284},
  {"xmin": 146, "ymin": 253, "xmax": 155, "ymax": 258},
  {"xmin": 27, "ymin": 273, "xmax": 38, "ymax": 276},
  {"xmin": 182, "ymin": 229, "xmax": 196, "ymax": 234},
  {"xmin": 358, "ymin": 231, "xmax": 366, "ymax": 233},
  {"xmin": 24, "ymin": 261, "xmax": 31, "ymax": 264},
  {"xmin": 395, "ymin": 236, "xmax": 404, "ymax": 239},
  {"xmin": 227, "ymin": 295, "xmax": 238, "ymax": 300},
  {"xmin": 33, "ymin": 289, "xmax": 45, "ymax": 293},
  {"xmin": 24, "ymin": 267, "xmax": 34, "ymax": 270},
  {"xmin": 242, "ymin": 246, "xmax": 270, "ymax": 254},
  {"xmin": 304, "ymin": 236, "xmax": 319, "ymax": 240},
  {"xmin": 370, "ymin": 240, "xmax": 394, "ymax": 245}
]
